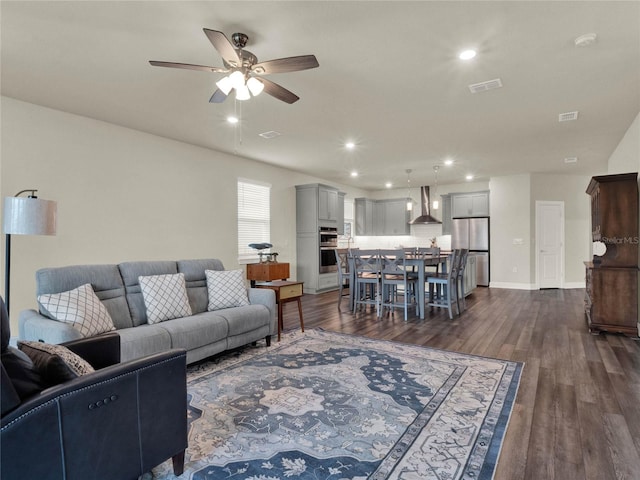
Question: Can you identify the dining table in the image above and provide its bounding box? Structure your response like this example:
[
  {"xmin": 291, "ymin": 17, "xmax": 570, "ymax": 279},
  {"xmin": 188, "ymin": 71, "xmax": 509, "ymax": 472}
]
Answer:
[{"xmin": 347, "ymin": 251, "xmax": 450, "ymax": 319}]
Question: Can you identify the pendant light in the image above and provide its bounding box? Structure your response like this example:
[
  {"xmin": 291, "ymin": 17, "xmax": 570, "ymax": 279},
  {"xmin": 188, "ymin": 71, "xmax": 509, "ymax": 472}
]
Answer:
[
  {"xmin": 406, "ymin": 169, "xmax": 413, "ymax": 211},
  {"xmin": 432, "ymin": 166, "xmax": 440, "ymax": 210}
]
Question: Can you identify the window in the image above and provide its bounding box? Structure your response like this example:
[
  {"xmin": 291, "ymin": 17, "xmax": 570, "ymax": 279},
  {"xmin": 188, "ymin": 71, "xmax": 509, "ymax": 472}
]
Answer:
[{"xmin": 237, "ymin": 178, "xmax": 271, "ymax": 262}]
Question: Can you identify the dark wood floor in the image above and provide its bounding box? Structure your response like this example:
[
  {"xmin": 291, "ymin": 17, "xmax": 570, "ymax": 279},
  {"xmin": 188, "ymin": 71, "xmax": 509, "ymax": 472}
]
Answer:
[{"xmin": 280, "ymin": 286, "xmax": 640, "ymax": 480}]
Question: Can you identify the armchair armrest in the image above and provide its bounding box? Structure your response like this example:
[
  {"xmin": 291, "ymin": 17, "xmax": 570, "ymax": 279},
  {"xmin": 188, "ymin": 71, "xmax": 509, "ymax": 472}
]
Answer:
[
  {"xmin": 62, "ymin": 332, "xmax": 121, "ymax": 369},
  {"xmin": 18, "ymin": 309, "xmax": 83, "ymax": 344},
  {"xmin": 248, "ymin": 287, "xmax": 277, "ymax": 336},
  {"xmin": 1, "ymin": 349, "xmax": 188, "ymax": 480}
]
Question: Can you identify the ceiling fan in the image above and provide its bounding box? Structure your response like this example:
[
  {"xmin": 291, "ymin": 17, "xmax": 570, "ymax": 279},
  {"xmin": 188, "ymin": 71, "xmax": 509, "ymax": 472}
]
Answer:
[{"xmin": 149, "ymin": 29, "xmax": 319, "ymax": 104}]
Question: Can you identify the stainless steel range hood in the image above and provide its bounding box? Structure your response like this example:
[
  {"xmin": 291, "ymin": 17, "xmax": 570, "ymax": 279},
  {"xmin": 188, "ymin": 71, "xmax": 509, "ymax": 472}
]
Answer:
[{"xmin": 409, "ymin": 186, "xmax": 442, "ymax": 224}]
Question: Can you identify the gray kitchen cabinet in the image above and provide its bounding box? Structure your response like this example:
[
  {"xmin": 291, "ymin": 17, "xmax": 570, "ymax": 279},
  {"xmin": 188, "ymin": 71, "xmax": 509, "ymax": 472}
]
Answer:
[
  {"xmin": 318, "ymin": 185, "xmax": 339, "ymax": 222},
  {"xmin": 355, "ymin": 198, "xmax": 375, "ymax": 235},
  {"xmin": 337, "ymin": 192, "xmax": 345, "ymax": 234},
  {"xmin": 451, "ymin": 191, "xmax": 490, "ymax": 218},
  {"xmin": 379, "ymin": 198, "xmax": 411, "ymax": 235},
  {"xmin": 463, "ymin": 254, "xmax": 477, "ymax": 296},
  {"xmin": 355, "ymin": 197, "xmax": 410, "ymax": 236},
  {"xmin": 296, "ymin": 184, "xmax": 345, "ymax": 233},
  {"xmin": 295, "ymin": 184, "xmax": 343, "ymax": 293}
]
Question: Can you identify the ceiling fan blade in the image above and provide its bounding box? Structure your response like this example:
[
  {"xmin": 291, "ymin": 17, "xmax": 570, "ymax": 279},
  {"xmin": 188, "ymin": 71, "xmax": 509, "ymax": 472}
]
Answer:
[
  {"xmin": 209, "ymin": 89, "xmax": 228, "ymax": 103},
  {"xmin": 203, "ymin": 29, "xmax": 240, "ymax": 67},
  {"xmin": 252, "ymin": 55, "xmax": 319, "ymax": 75},
  {"xmin": 149, "ymin": 61, "xmax": 228, "ymax": 73},
  {"xmin": 260, "ymin": 78, "xmax": 300, "ymax": 104}
]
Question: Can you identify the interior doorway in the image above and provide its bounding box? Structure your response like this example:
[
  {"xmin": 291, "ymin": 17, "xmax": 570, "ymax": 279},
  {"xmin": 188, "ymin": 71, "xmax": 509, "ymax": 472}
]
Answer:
[{"xmin": 536, "ymin": 201, "xmax": 564, "ymax": 289}]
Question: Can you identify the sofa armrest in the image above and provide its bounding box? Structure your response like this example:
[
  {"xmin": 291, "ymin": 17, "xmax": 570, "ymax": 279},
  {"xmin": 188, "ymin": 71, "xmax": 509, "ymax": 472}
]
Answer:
[
  {"xmin": 1, "ymin": 349, "xmax": 188, "ymax": 480},
  {"xmin": 62, "ymin": 332, "xmax": 121, "ymax": 369},
  {"xmin": 248, "ymin": 287, "xmax": 277, "ymax": 336},
  {"xmin": 18, "ymin": 309, "xmax": 84, "ymax": 344}
]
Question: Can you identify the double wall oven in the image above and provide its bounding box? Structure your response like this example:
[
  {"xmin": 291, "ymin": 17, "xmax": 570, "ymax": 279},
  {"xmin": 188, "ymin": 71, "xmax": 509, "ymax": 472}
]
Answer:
[{"xmin": 319, "ymin": 227, "xmax": 338, "ymax": 273}]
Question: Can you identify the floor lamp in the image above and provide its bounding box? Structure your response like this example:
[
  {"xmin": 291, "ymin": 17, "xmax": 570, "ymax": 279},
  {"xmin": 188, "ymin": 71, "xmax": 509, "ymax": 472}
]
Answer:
[{"xmin": 2, "ymin": 189, "xmax": 57, "ymax": 317}]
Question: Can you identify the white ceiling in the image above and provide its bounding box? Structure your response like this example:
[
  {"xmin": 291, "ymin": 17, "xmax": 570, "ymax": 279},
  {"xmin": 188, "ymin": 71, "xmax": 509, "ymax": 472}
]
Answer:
[{"xmin": 2, "ymin": 1, "xmax": 639, "ymax": 190}]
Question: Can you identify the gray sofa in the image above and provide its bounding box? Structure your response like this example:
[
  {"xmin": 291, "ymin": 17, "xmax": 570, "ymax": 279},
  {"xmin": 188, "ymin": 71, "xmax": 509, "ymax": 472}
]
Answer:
[{"xmin": 18, "ymin": 259, "xmax": 277, "ymax": 364}]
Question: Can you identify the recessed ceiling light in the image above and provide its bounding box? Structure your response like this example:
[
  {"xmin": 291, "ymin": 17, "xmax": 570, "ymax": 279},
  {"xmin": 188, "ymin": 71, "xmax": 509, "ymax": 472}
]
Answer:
[
  {"xmin": 564, "ymin": 157, "xmax": 578, "ymax": 164},
  {"xmin": 385, "ymin": 182, "xmax": 392, "ymax": 188},
  {"xmin": 345, "ymin": 142, "xmax": 355, "ymax": 150},
  {"xmin": 466, "ymin": 174, "xmax": 474, "ymax": 181},
  {"xmin": 459, "ymin": 49, "xmax": 477, "ymax": 60},
  {"xmin": 227, "ymin": 116, "xmax": 239, "ymax": 124},
  {"xmin": 444, "ymin": 159, "xmax": 454, "ymax": 166},
  {"xmin": 350, "ymin": 171, "xmax": 358, "ymax": 177}
]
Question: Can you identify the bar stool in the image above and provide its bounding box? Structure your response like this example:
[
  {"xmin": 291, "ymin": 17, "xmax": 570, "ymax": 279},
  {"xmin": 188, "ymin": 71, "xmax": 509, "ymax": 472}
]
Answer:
[
  {"xmin": 380, "ymin": 249, "xmax": 419, "ymax": 320},
  {"xmin": 456, "ymin": 248, "xmax": 469, "ymax": 313},
  {"xmin": 352, "ymin": 249, "xmax": 381, "ymax": 316},
  {"xmin": 426, "ymin": 249, "xmax": 460, "ymax": 320}
]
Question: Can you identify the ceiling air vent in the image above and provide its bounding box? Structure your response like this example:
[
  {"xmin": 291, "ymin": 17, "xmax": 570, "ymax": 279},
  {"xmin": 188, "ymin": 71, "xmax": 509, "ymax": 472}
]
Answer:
[
  {"xmin": 558, "ymin": 111, "xmax": 579, "ymax": 122},
  {"xmin": 468, "ymin": 78, "xmax": 503, "ymax": 94},
  {"xmin": 259, "ymin": 131, "xmax": 282, "ymax": 139}
]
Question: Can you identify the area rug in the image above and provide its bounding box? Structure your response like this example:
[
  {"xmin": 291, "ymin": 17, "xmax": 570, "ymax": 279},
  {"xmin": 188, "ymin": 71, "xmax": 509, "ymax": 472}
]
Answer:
[{"xmin": 152, "ymin": 329, "xmax": 522, "ymax": 480}]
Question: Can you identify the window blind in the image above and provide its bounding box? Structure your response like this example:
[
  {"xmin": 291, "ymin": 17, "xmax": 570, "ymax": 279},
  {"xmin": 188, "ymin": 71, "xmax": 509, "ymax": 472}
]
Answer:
[{"xmin": 237, "ymin": 179, "xmax": 271, "ymax": 261}]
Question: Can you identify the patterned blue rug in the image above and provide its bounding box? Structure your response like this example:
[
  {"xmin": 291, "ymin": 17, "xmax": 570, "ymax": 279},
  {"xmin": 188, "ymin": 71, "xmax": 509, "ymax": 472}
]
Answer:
[{"xmin": 152, "ymin": 329, "xmax": 522, "ymax": 480}]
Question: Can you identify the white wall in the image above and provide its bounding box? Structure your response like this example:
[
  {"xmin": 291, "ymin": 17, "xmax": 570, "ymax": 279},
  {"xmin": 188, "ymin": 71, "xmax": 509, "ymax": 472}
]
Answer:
[
  {"xmin": 489, "ymin": 175, "xmax": 532, "ymax": 288},
  {"xmin": 0, "ymin": 97, "xmax": 365, "ymax": 330},
  {"xmin": 530, "ymin": 174, "xmax": 592, "ymax": 286},
  {"xmin": 608, "ymin": 112, "xmax": 640, "ymax": 174}
]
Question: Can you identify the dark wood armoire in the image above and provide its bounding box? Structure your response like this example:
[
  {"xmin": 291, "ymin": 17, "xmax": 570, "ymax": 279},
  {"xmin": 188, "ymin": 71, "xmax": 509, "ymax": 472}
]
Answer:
[{"xmin": 585, "ymin": 172, "xmax": 639, "ymax": 337}]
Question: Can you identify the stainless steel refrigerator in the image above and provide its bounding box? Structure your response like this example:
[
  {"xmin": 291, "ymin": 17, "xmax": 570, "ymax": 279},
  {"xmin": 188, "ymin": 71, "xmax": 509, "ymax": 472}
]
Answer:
[{"xmin": 451, "ymin": 217, "xmax": 490, "ymax": 286}]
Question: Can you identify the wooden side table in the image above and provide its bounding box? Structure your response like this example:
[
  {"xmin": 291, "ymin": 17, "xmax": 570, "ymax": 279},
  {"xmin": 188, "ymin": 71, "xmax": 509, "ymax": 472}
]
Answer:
[
  {"xmin": 246, "ymin": 262, "xmax": 290, "ymax": 287},
  {"xmin": 255, "ymin": 280, "xmax": 304, "ymax": 341}
]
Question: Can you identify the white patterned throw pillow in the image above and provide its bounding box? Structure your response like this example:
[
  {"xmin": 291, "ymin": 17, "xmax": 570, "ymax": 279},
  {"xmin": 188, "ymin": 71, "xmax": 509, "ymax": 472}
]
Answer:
[
  {"xmin": 38, "ymin": 283, "xmax": 116, "ymax": 337},
  {"xmin": 205, "ymin": 269, "xmax": 250, "ymax": 311},
  {"xmin": 138, "ymin": 273, "xmax": 192, "ymax": 324}
]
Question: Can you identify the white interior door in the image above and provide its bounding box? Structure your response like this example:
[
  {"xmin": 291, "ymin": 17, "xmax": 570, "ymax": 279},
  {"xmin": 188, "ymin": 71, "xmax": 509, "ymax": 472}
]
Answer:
[{"xmin": 536, "ymin": 201, "xmax": 564, "ymax": 289}]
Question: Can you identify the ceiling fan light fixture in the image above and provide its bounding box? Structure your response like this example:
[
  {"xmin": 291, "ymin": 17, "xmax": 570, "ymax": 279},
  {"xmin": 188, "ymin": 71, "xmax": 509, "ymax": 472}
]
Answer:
[
  {"xmin": 216, "ymin": 75, "xmax": 233, "ymax": 95},
  {"xmin": 247, "ymin": 77, "xmax": 264, "ymax": 96},
  {"xmin": 235, "ymin": 84, "xmax": 251, "ymax": 101},
  {"xmin": 229, "ymin": 70, "xmax": 246, "ymax": 90}
]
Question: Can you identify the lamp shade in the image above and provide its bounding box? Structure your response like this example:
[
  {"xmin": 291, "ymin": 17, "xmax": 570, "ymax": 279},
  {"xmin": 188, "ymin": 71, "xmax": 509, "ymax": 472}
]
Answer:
[{"xmin": 3, "ymin": 196, "xmax": 57, "ymax": 235}]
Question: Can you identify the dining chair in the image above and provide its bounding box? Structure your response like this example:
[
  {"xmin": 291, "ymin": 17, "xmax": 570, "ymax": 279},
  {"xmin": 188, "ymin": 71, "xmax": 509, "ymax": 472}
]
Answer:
[
  {"xmin": 334, "ymin": 248, "xmax": 351, "ymax": 311},
  {"xmin": 455, "ymin": 248, "xmax": 469, "ymax": 313},
  {"xmin": 352, "ymin": 249, "xmax": 382, "ymax": 316},
  {"xmin": 426, "ymin": 249, "xmax": 460, "ymax": 320},
  {"xmin": 416, "ymin": 247, "xmax": 441, "ymax": 275},
  {"xmin": 379, "ymin": 249, "xmax": 419, "ymax": 320}
]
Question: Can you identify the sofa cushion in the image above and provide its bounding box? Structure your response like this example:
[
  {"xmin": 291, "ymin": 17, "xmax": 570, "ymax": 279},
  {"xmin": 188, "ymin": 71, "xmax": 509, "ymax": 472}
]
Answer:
[
  {"xmin": 156, "ymin": 313, "xmax": 229, "ymax": 352},
  {"xmin": 119, "ymin": 261, "xmax": 178, "ymax": 326},
  {"xmin": 213, "ymin": 304, "xmax": 271, "ymax": 336},
  {"xmin": 37, "ymin": 284, "xmax": 116, "ymax": 337},
  {"xmin": 139, "ymin": 273, "xmax": 192, "ymax": 324},
  {"xmin": 18, "ymin": 341, "xmax": 95, "ymax": 386},
  {"xmin": 116, "ymin": 324, "xmax": 173, "ymax": 362},
  {"xmin": 35, "ymin": 264, "xmax": 133, "ymax": 330},
  {"xmin": 205, "ymin": 269, "xmax": 250, "ymax": 311},
  {"xmin": 178, "ymin": 259, "xmax": 225, "ymax": 314}
]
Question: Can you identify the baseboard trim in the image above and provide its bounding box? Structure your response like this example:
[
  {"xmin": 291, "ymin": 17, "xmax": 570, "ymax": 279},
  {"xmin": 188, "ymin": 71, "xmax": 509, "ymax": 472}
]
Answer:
[
  {"xmin": 489, "ymin": 281, "xmax": 586, "ymax": 290},
  {"xmin": 490, "ymin": 282, "xmax": 536, "ymax": 290}
]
